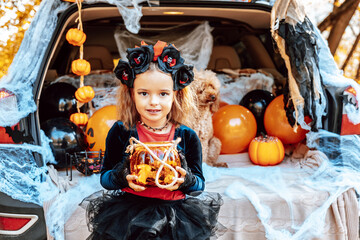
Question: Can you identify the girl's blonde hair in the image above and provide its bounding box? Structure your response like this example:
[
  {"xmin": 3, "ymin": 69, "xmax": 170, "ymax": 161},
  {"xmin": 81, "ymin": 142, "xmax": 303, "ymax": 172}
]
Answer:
[{"xmin": 116, "ymin": 63, "xmax": 198, "ymax": 129}]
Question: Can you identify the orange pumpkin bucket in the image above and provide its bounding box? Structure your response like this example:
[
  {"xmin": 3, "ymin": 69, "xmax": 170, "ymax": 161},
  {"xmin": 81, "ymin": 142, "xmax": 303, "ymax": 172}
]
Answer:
[{"xmin": 126, "ymin": 137, "xmax": 181, "ymax": 188}]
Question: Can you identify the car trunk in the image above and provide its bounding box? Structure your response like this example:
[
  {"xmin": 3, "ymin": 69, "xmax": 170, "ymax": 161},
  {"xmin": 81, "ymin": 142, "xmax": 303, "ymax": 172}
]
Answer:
[{"xmin": 35, "ymin": 2, "xmax": 284, "ymax": 168}]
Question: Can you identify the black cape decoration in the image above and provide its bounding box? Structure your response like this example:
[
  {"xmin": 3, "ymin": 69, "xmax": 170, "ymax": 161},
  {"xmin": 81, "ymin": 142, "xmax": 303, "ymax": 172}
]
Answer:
[
  {"xmin": 5, "ymin": 126, "xmax": 34, "ymax": 144},
  {"xmin": 277, "ymin": 16, "xmax": 325, "ymax": 131}
]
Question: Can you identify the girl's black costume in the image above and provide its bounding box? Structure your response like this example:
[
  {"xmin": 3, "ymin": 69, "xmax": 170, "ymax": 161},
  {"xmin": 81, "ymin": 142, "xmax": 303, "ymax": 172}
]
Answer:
[{"xmin": 86, "ymin": 122, "xmax": 223, "ymax": 240}]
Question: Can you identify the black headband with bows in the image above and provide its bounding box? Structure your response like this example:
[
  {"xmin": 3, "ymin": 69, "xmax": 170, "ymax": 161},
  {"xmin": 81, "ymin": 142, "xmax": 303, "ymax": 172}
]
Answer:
[{"xmin": 114, "ymin": 40, "xmax": 194, "ymax": 90}]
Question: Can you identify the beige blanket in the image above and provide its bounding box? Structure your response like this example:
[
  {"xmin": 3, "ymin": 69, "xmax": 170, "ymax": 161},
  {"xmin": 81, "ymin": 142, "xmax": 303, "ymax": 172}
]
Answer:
[
  {"xmin": 45, "ymin": 146, "xmax": 359, "ymax": 240},
  {"xmin": 211, "ymin": 147, "xmax": 358, "ymax": 240}
]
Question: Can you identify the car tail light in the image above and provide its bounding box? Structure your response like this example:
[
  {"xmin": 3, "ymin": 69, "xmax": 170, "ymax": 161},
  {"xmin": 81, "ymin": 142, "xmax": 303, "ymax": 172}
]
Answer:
[
  {"xmin": 0, "ymin": 88, "xmax": 17, "ymax": 109},
  {"xmin": 341, "ymin": 87, "xmax": 360, "ymax": 135},
  {"xmin": 0, "ymin": 213, "xmax": 38, "ymax": 235},
  {"xmin": 0, "ymin": 88, "xmax": 20, "ymax": 144}
]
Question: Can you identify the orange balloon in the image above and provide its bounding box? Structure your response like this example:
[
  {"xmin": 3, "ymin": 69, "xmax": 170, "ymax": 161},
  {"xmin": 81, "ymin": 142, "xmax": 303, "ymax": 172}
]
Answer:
[
  {"xmin": 213, "ymin": 105, "xmax": 257, "ymax": 154},
  {"xmin": 219, "ymin": 101, "xmax": 229, "ymax": 108},
  {"xmin": 84, "ymin": 105, "xmax": 118, "ymax": 151},
  {"xmin": 264, "ymin": 95, "xmax": 309, "ymax": 144}
]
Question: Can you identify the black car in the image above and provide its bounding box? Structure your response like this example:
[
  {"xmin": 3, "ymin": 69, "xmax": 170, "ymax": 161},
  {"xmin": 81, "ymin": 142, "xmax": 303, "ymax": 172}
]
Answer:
[{"xmin": 0, "ymin": 0, "xmax": 358, "ymax": 239}]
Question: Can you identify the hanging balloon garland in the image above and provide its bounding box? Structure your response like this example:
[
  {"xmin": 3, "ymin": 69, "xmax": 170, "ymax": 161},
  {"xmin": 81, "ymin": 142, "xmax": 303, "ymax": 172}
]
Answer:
[{"xmin": 66, "ymin": 0, "xmax": 94, "ymax": 127}]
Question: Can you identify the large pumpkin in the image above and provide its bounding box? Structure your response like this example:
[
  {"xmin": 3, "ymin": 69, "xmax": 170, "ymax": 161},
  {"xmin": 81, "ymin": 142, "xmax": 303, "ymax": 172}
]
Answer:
[
  {"xmin": 248, "ymin": 135, "xmax": 285, "ymax": 166},
  {"xmin": 84, "ymin": 105, "xmax": 117, "ymax": 152},
  {"xmin": 66, "ymin": 28, "xmax": 86, "ymax": 46},
  {"xmin": 75, "ymin": 86, "xmax": 95, "ymax": 103},
  {"xmin": 71, "ymin": 59, "xmax": 91, "ymax": 76}
]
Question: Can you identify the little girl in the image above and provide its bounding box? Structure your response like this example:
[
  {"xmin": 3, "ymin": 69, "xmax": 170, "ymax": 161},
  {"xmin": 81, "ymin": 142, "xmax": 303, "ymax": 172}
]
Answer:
[{"xmin": 86, "ymin": 41, "xmax": 222, "ymax": 240}]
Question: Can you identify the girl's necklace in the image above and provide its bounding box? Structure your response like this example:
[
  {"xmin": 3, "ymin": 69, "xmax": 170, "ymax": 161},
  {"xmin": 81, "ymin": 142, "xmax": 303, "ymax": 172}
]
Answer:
[{"xmin": 139, "ymin": 121, "xmax": 169, "ymax": 132}]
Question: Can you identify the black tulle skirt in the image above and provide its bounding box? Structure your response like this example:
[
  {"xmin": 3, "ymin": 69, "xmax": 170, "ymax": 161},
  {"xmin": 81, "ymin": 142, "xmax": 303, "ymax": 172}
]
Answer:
[{"xmin": 84, "ymin": 191, "xmax": 223, "ymax": 240}]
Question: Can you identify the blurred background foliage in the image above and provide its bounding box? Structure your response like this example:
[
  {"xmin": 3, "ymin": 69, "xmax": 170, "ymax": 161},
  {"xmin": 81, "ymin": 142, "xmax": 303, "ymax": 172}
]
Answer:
[
  {"xmin": 0, "ymin": 0, "xmax": 359, "ymax": 82},
  {"xmin": 0, "ymin": 0, "xmax": 41, "ymax": 78}
]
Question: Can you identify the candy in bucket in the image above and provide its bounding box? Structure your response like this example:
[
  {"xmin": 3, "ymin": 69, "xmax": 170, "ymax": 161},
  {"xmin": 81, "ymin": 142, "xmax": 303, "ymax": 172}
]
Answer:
[{"xmin": 126, "ymin": 137, "xmax": 182, "ymax": 188}]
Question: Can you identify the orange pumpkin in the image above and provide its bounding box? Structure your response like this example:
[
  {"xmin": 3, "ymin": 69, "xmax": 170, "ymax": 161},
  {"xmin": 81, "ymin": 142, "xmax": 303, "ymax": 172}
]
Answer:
[
  {"xmin": 75, "ymin": 86, "xmax": 95, "ymax": 103},
  {"xmin": 71, "ymin": 59, "xmax": 91, "ymax": 76},
  {"xmin": 248, "ymin": 135, "xmax": 285, "ymax": 166},
  {"xmin": 66, "ymin": 28, "xmax": 86, "ymax": 46},
  {"xmin": 70, "ymin": 112, "xmax": 88, "ymax": 126}
]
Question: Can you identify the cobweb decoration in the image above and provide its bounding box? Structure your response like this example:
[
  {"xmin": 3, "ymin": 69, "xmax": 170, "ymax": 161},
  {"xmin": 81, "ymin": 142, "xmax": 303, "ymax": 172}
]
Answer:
[
  {"xmin": 218, "ymin": 72, "xmax": 274, "ymax": 105},
  {"xmin": 45, "ymin": 171, "xmax": 101, "ymax": 240},
  {"xmin": 86, "ymin": 0, "xmax": 146, "ymax": 34},
  {"xmin": 114, "ymin": 21, "xmax": 214, "ymax": 70},
  {"xmin": 53, "ymin": 73, "xmax": 119, "ymax": 113},
  {"xmin": 0, "ymin": 130, "xmax": 58, "ymax": 205}
]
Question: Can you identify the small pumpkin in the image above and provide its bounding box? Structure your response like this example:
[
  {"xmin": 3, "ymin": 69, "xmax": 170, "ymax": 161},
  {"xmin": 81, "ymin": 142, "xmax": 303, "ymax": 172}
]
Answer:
[
  {"xmin": 66, "ymin": 28, "xmax": 86, "ymax": 46},
  {"xmin": 248, "ymin": 135, "xmax": 284, "ymax": 166},
  {"xmin": 70, "ymin": 112, "xmax": 88, "ymax": 126},
  {"xmin": 75, "ymin": 86, "xmax": 95, "ymax": 103},
  {"xmin": 71, "ymin": 59, "xmax": 91, "ymax": 76}
]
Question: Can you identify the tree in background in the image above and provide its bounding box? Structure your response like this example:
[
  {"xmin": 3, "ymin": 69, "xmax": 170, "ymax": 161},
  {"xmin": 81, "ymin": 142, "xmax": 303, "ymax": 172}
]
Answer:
[
  {"xmin": 0, "ymin": 0, "xmax": 41, "ymax": 78},
  {"xmin": 318, "ymin": 0, "xmax": 360, "ymax": 82}
]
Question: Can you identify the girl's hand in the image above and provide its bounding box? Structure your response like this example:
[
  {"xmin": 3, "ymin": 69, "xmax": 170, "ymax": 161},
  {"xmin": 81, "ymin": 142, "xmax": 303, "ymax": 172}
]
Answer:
[
  {"xmin": 165, "ymin": 166, "xmax": 186, "ymax": 191},
  {"xmin": 126, "ymin": 175, "xmax": 146, "ymax": 192}
]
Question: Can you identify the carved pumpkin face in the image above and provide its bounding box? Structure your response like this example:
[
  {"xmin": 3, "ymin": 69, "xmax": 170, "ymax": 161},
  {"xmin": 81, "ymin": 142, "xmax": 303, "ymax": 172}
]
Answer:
[
  {"xmin": 248, "ymin": 135, "xmax": 285, "ymax": 166},
  {"xmin": 84, "ymin": 105, "xmax": 117, "ymax": 152}
]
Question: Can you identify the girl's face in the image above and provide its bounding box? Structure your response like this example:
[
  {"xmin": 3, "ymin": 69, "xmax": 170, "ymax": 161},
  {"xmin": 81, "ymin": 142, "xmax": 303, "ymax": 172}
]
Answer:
[{"xmin": 132, "ymin": 69, "xmax": 175, "ymax": 127}]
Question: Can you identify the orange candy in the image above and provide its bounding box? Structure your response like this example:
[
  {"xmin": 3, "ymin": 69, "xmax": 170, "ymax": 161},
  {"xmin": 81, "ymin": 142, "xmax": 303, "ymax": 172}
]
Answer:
[
  {"xmin": 213, "ymin": 105, "xmax": 257, "ymax": 154},
  {"xmin": 264, "ymin": 95, "xmax": 310, "ymax": 144}
]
